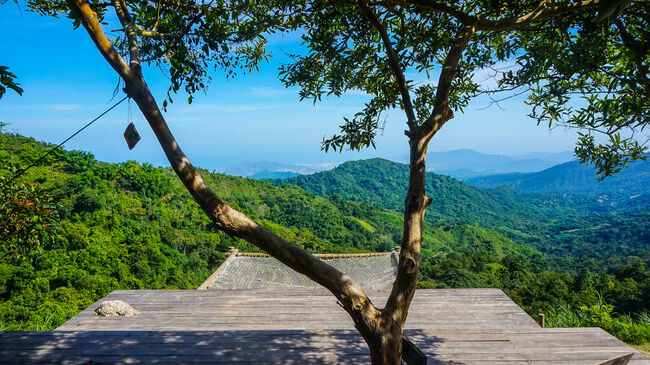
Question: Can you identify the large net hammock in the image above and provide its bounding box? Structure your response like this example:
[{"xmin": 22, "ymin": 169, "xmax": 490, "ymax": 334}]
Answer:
[{"xmin": 208, "ymin": 254, "xmax": 397, "ymax": 290}]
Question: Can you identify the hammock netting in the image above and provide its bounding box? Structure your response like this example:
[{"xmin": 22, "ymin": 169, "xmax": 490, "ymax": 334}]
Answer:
[{"xmin": 208, "ymin": 254, "xmax": 397, "ymax": 290}]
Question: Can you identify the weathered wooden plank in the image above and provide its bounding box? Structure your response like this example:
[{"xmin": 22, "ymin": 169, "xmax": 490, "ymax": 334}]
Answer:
[
  {"xmin": 529, "ymin": 361, "xmax": 650, "ymax": 365},
  {"xmin": 1, "ymin": 352, "xmax": 372, "ymax": 364},
  {"xmin": 0, "ymin": 289, "xmax": 635, "ymax": 364},
  {"xmin": 3, "ymin": 327, "xmax": 649, "ymax": 364},
  {"xmin": 58, "ymin": 288, "xmax": 540, "ymax": 332}
]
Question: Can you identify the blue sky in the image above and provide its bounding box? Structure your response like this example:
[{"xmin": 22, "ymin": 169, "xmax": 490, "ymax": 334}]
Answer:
[{"xmin": 0, "ymin": 3, "xmax": 583, "ymax": 171}]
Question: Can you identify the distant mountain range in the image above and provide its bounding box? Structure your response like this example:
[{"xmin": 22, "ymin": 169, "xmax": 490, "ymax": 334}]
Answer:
[
  {"xmin": 428, "ymin": 149, "xmax": 574, "ymax": 178},
  {"xmin": 216, "ymin": 149, "xmax": 575, "ymax": 180},
  {"xmin": 214, "ymin": 161, "xmax": 336, "ymax": 178},
  {"xmin": 246, "ymin": 150, "xmax": 647, "ymax": 198},
  {"xmin": 269, "ymin": 158, "xmax": 650, "ymax": 264},
  {"xmin": 466, "ymin": 157, "xmax": 650, "ymax": 196},
  {"xmin": 249, "ymin": 170, "xmax": 300, "ymax": 179}
]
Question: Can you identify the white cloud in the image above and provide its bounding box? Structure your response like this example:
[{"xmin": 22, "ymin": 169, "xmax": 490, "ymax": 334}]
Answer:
[
  {"xmin": 245, "ymin": 86, "xmax": 291, "ymax": 96},
  {"xmin": 46, "ymin": 104, "xmax": 82, "ymax": 111},
  {"xmin": 471, "ymin": 61, "xmax": 521, "ymax": 91},
  {"xmin": 184, "ymin": 103, "xmax": 290, "ymax": 113},
  {"xmin": 0, "ymin": 104, "xmax": 82, "ymax": 111}
]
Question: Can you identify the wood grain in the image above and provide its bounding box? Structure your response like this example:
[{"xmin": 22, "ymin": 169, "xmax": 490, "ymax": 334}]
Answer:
[{"xmin": 0, "ymin": 289, "xmax": 647, "ymax": 364}]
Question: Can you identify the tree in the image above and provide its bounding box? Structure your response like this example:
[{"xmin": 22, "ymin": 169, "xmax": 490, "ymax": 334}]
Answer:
[
  {"xmin": 0, "ymin": 66, "xmax": 23, "ymax": 100},
  {"xmin": 21, "ymin": 0, "xmax": 649, "ymax": 363},
  {"xmin": 0, "ymin": 164, "xmax": 59, "ymax": 262}
]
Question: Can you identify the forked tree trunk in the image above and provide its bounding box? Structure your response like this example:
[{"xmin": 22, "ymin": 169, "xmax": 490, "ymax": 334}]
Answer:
[
  {"xmin": 61, "ymin": 0, "xmax": 604, "ymax": 362},
  {"xmin": 66, "ymin": 1, "xmax": 434, "ymax": 363},
  {"xmin": 128, "ymin": 74, "xmax": 408, "ymax": 364}
]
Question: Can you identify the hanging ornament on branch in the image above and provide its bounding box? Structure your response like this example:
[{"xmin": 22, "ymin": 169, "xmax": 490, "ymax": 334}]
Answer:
[{"xmin": 123, "ymin": 98, "xmax": 141, "ymax": 150}]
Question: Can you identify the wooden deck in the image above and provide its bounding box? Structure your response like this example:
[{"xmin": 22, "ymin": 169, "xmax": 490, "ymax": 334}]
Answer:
[
  {"xmin": 57, "ymin": 289, "xmax": 539, "ymax": 331},
  {"xmin": 2, "ymin": 288, "xmax": 648, "ymax": 364}
]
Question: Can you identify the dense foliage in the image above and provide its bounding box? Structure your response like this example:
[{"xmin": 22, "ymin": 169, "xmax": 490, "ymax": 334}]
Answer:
[
  {"xmin": 274, "ymin": 158, "xmax": 650, "ymax": 269},
  {"xmin": 24, "ymin": 0, "xmax": 648, "ymax": 178},
  {"xmin": 1, "ymin": 131, "xmax": 648, "ymax": 344},
  {"xmin": 0, "ymin": 173, "xmax": 58, "ymax": 261},
  {"xmin": 0, "ymin": 131, "xmax": 539, "ymax": 330},
  {"xmin": 0, "ymin": 134, "xmax": 223, "ymax": 329},
  {"xmin": 270, "ymin": 1, "xmax": 650, "ymax": 178},
  {"xmin": 466, "ymin": 157, "xmax": 650, "ymax": 195},
  {"xmin": 0, "ymin": 66, "xmax": 23, "ymax": 100}
]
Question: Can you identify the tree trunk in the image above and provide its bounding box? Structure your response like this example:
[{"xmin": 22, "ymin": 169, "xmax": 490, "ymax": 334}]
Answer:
[
  {"xmin": 65, "ymin": 1, "xmax": 442, "ymax": 363},
  {"xmin": 65, "ymin": 0, "xmax": 383, "ymax": 347},
  {"xmin": 366, "ymin": 316, "xmax": 404, "ymax": 365},
  {"xmin": 360, "ymin": 137, "xmax": 430, "ymax": 365}
]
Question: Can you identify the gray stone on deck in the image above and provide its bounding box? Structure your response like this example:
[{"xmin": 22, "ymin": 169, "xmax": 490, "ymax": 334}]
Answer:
[{"xmin": 95, "ymin": 300, "xmax": 139, "ymax": 317}]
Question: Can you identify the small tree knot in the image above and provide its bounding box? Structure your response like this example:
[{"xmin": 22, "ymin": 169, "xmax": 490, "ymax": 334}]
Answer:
[
  {"xmin": 353, "ymin": 301, "xmax": 363, "ymax": 311},
  {"xmin": 424, "ymin": 196, "xmax": 432, "ymax": 208},
  {"xmin": 444, "ymin": 107, "xmax": 454, "ymax": 122},
  {"xmin": 403, "ymin": 257, "xmax": 416, "ymax": 274},
  {"xmin": 122, "ymin": 84, "xmax": 139, "ymax": 99}
]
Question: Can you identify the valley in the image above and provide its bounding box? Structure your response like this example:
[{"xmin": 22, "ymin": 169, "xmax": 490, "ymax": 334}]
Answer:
[{"xmin": 1, "ymin": 130, "xmax": 648, "ymax": 345}]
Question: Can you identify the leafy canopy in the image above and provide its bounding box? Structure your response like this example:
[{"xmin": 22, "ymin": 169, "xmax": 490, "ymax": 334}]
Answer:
[
  {"xmin": 277, "ymin": 0, "xmax": 649, "ymax": 178},
  {"xmin": 0, "ymin": 66, "xmax": 23, "ymax": 99},
  {"xmin": 0, "ymin": 165, "xmax": 58, "ymax": 262},
  {"xmin": 22, "ymin": 0, "xmax": 650, "ymax": 178}
]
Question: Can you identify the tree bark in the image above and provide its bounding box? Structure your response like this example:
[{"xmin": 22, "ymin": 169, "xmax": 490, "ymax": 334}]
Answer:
[
  {"xmin": 367, "ymin": 315, "xmax": 404, "ymax": 364},
  {"xmin": 65, "ymin": 1, "xmax": 478, "ymax": 363},
  {"xmin": 66, "ymin": 0, "xmax": 385, "ymax": 351}
]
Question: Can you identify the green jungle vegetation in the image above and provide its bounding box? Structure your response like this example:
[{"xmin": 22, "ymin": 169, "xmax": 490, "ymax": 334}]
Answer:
[
  {"xmin": 273, "ymin": 158, "xmax": 650, "ymax": 269},
  {"xmin": 465, "ymin": 157, "xmax": 650, "ymax": 195},
  {"xmin": 1, "ymin": 131, "xmax": 649, "ymax": 346}
]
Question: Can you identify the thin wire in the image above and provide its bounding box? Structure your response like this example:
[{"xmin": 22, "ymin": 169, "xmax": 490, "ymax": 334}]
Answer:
[
  {"xmin": 0, "ymin": 96, "xmax": 129, "ymax": 190},
  {"xmin": 128, "ymin": 97, "xmax": 132, "ymax": 124}
]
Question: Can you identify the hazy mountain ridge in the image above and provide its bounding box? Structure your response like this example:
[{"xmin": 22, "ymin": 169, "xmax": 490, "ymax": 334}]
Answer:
[
  {"xmin": 215, "ymin": 161, "xmax": 336, "ymax": 178},
  {"xmin": 466, "ymin": 157, "xmax": 650, "ymax": 196},
  {"xmin": 249, "ymin": 170, "xmax": 300, "ymax": 179},
  {"xmin": 216, "ymin": 149, "xmax": 575, "ymax": 180},
  {"xmin": 428, "ymin": 149, "xmax": 574, "ymax": 178}
]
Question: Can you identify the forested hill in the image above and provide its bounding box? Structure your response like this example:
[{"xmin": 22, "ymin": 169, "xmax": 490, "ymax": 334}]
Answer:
[
  {"xmin": 0, "ymin": 131, "xmax": 539, "ymax": 330},
  {"xmin": 272, "ymin": 158, "xmax": 547, "ymax": 226},
  {"xmin": 465, "ymin": 157, "xmax": 650, "ymax": 195},
  {"xmin": 2, "ymin": 131, "xmax": 650, "ymax": 347},
  {"xmin": 270, "ymin": 158, "xmax": 650, "ymax": 265}
]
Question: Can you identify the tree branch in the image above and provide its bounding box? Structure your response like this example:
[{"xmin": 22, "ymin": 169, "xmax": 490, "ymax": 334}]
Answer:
[
  {"xmin": 146, "ymin": 0, "xmax": 233, "ymax": 13},
  {"xmin": 359, "ymin": 0, "xmax": 418, "ymax": 130},
  {"xmin": 132, "ymin": 24, "xmax": 184, "ymax": 39},
  {"xmin": 111, "ymin": 0, "xmax": 141, "ymax": 70},
  {"xmin": 67, "ymin": 0, "xmax": 131, "ymax": 80},
  {"xmin": 130, "ymin": 25, "xmax": 244, "ymax": 43},
  {"xmin": 382, "ymin": 27, "xmax": 477, "ymax": 326},
  {"xmin": 613, "ymin": 17, "xmax": 650, "ymax": 99},
  {"xmin": 402, "ymin": 0, "xmax": 600, "ymax": 32},
  {"xmin": 420, "ymin": 25, "xmax": 475, "ymax": 139},
  {"xmin": 474, "ymin": 0, "xmax": 600, "ymax": 31},
  {"xmin": 67, "ymin": 0, "xmax": 381, "ymax": 337},
  {"xmin": 398, "ymin": 0, "xmax": 476, "ymax": 24}
]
